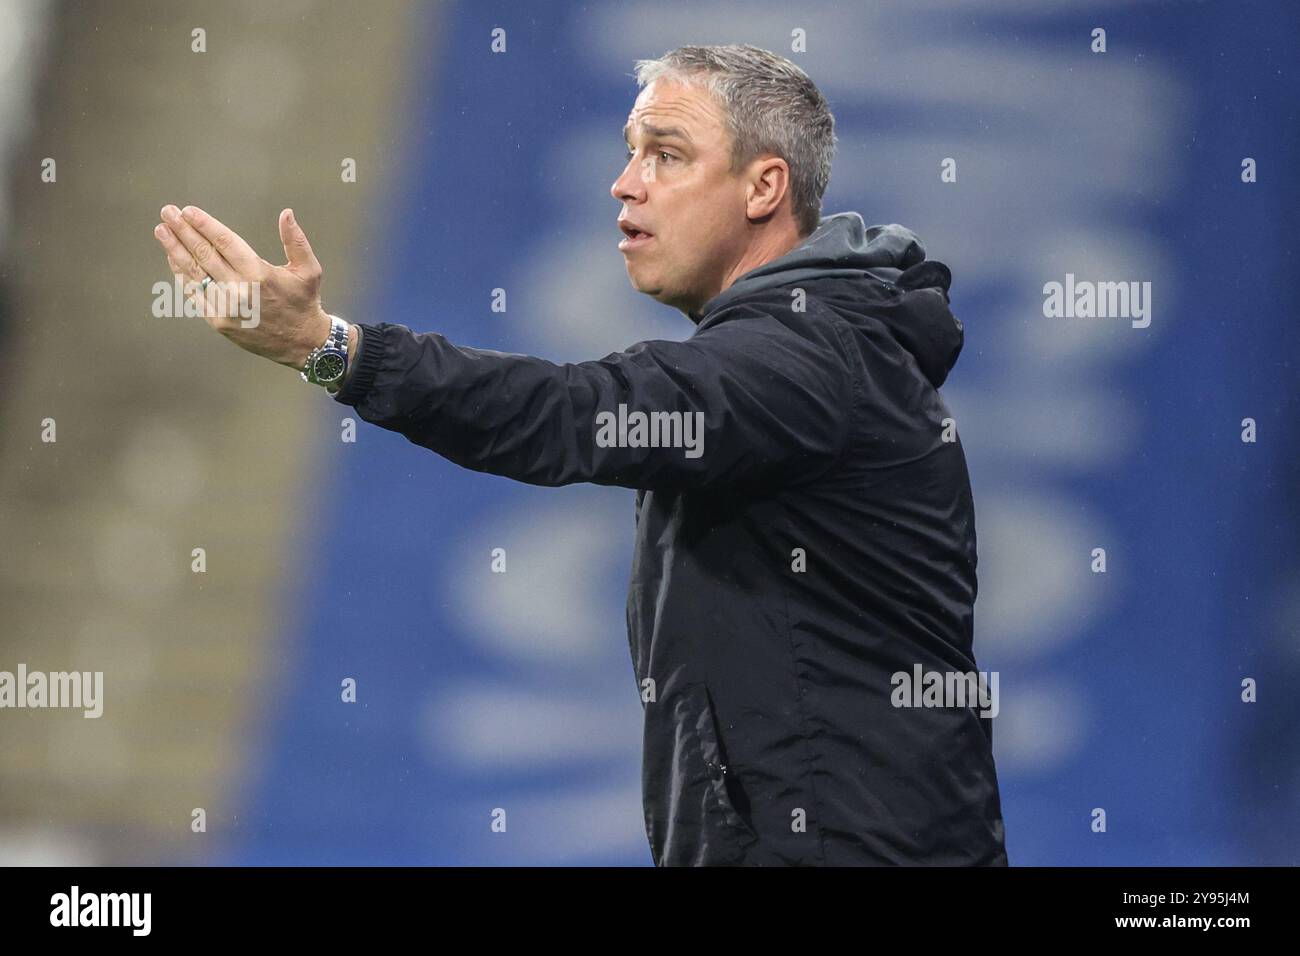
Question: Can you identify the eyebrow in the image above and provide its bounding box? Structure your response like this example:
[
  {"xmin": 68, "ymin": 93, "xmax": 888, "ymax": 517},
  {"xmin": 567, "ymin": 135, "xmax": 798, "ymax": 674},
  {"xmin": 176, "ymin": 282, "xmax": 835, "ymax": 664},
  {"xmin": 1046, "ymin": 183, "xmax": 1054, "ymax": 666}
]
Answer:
[{"xmin": 622, "ymin": 121, "xmax": 693, "ymax": 145}]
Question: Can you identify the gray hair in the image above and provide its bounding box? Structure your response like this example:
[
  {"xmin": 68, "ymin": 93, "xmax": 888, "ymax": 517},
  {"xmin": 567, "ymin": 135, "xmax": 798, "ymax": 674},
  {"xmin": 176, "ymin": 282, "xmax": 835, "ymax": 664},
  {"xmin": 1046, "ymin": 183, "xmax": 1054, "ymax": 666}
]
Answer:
[{"xmin": 633, "ymin": 44, "xmax": 836, "ymax": 237}]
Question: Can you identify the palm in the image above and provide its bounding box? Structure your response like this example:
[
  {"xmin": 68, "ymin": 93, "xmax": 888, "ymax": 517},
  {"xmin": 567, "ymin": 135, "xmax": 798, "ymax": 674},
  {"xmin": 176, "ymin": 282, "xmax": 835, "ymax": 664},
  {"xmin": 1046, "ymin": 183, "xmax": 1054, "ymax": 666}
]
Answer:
[{"xmin": 154, "ymin": 205, "xmax": 330, "ymax": 367}]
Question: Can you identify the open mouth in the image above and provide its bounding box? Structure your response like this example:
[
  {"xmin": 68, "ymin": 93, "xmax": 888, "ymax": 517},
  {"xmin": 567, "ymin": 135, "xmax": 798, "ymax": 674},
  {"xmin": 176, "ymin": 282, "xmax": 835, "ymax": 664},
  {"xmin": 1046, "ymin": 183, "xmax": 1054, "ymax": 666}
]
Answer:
[{"xmin": 618, "ymin": 221, "xmax": 654, "ymax": 250}]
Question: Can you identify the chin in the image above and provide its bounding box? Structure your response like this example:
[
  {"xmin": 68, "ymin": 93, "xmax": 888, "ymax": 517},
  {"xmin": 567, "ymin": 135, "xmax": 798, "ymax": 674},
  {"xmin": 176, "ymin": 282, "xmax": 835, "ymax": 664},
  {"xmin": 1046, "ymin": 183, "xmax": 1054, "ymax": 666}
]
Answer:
[
  {"xmin": 627, "ymin": 269, "xmax": 661, "ymax": 296},
  {"xmin": 627, "ymin": 267, "xmax": 689, "ymax": 308}
]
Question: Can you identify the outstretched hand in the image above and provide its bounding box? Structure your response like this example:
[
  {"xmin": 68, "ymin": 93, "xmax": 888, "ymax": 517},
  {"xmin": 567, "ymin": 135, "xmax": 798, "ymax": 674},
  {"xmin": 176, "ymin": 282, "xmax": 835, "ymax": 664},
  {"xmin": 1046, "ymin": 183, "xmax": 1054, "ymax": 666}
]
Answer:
[{"xmin": 153, "ymin": 204, "xmax": 331, "ymax": 369}]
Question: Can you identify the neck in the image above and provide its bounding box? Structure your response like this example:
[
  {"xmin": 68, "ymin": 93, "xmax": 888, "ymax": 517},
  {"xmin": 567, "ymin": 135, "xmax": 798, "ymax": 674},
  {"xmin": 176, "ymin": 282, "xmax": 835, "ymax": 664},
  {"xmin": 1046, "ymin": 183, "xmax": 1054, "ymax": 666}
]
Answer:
[
  {"xmin": 684, "ymin": 219, "xmax": 806, "ymax": 321},
  {"xmin": 725, "ymin": 220, "xmax": 805, "ymax": 290}
]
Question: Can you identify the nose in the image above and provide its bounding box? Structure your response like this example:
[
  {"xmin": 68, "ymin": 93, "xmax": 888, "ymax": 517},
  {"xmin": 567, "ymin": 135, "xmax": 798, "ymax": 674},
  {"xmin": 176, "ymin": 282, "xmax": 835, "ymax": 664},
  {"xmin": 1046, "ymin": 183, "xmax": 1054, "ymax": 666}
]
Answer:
[{"xmin": 611, "ymin": 155, "xmax": 647, "ymax": 204}]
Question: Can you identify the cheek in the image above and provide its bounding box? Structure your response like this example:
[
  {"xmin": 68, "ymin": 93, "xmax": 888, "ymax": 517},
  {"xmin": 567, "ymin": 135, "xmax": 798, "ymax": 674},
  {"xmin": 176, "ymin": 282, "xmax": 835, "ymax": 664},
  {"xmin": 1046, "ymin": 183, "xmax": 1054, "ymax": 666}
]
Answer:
[
  {"xmin": 684, "ymin": 193, "xmax": 735, "ymax": 242},
  {"xmin": 676, "ymin": 215, "xmax": 725, "ymax": 263}
]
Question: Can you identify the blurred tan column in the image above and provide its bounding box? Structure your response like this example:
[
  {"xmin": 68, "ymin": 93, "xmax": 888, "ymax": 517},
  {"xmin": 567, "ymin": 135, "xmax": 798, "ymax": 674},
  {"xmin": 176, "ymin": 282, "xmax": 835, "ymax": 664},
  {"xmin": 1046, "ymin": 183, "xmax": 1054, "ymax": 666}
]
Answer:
[{"xmin": 0, "ymin": 0, "xmax": 432, "ymax": 863}]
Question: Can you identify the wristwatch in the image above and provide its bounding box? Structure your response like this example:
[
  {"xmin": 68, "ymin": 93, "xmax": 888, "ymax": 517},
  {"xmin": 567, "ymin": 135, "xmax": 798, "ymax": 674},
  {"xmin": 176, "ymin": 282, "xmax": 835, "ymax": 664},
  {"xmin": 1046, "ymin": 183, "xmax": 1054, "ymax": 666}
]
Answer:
[{"xmin": 301, "ymin": 313, "xmax": 351, "ymax": 389}]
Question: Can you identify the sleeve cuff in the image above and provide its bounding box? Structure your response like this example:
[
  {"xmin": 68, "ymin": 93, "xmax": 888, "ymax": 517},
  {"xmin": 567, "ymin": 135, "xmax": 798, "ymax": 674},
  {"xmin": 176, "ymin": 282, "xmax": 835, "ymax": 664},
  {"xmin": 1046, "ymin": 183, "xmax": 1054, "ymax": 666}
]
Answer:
[{"xmin": 332, "ymin": 322, "xmax": 384, "ymax": 405}]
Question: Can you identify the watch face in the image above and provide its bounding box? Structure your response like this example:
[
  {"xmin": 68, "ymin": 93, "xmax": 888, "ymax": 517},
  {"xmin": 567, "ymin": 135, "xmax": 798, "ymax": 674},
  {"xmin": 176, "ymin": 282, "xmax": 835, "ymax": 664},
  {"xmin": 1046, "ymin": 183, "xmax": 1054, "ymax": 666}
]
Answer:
[{"xmin": 313, "ymin": 352, "xmax": 346, "ymax": 383}]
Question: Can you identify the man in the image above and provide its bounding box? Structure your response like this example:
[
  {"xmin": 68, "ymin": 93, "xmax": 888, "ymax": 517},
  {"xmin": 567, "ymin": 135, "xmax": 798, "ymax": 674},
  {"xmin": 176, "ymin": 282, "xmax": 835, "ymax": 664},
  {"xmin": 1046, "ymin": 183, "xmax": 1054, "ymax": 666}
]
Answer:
[{"xmin": 153, "ymin": 43, "xmax": 1007, "ymax": 866}]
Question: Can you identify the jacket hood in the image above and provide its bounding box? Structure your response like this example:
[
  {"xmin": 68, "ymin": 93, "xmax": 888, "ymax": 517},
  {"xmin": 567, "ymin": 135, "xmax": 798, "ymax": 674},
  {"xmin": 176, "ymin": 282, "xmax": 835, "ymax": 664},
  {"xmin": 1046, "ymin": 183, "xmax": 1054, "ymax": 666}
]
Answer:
[{"xmin": 692, "ymin": 211, "xmax": 963, "ymax": 388}]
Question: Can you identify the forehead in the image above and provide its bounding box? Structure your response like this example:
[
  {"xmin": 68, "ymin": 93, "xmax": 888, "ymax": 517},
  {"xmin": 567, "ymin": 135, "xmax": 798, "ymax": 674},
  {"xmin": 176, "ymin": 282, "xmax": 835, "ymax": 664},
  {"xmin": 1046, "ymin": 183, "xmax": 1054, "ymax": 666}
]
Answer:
[{"xmin": 622, "ymin": 79, "xmax": 725, "ymax": 143}]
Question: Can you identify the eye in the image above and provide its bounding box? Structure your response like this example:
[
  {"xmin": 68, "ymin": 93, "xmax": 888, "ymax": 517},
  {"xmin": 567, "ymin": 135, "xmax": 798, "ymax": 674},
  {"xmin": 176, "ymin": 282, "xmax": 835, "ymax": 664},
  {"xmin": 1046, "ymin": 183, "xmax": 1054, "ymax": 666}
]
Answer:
[{"xmin": 624, "ymin": 148, "xmax": 677, "ymax": 164}]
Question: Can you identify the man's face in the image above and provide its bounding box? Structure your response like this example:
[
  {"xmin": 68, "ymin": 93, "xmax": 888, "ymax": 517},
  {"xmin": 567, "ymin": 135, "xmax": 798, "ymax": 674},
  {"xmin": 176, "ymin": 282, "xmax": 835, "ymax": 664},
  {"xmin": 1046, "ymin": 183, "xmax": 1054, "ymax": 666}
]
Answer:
[{"xmin": 611, "ymin": 79, "xmax": 752, "ymax": 315}]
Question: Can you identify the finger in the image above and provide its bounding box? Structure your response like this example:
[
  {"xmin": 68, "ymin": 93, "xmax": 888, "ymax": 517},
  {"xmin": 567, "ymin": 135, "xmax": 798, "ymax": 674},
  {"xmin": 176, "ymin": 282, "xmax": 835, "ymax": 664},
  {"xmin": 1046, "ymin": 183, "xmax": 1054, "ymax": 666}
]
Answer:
[
  {"xmin": 178, "ymin": 204, "xmax": 262, "ymax": 273},
  {"xmin": 159, "ymin": 204, "xmax": 236, "ymax": 282},
  {"xmin": 155, "ymin": 224, "xmax": 222, "ymax": 320},
  {"xmin": 155, "ymin": 223, "xmax": 206, "ymax": 282},
  {"xmin": 278, "ymin": 208, "xmax": 321, "ymax": 276}
]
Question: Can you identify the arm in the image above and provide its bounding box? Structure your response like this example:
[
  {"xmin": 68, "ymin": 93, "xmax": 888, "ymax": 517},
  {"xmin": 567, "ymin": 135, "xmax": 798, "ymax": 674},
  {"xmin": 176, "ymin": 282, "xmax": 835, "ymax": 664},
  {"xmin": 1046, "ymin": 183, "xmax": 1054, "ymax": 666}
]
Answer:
[
  {"xmin": 146, "ymin": 204, "xmax": 851, "ymax": 490},
  {"xmin": 330, "ymin": 303, "xmax": 856, "ymax": 492}
]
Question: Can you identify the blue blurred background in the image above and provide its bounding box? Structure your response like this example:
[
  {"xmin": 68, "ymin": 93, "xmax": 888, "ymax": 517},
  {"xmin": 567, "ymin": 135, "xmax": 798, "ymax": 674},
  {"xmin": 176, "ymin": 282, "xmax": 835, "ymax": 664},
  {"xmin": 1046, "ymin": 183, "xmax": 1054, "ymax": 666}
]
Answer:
[{"xmin": 0, "ymin": 0, "xmax": 1295, "ymax": 866}]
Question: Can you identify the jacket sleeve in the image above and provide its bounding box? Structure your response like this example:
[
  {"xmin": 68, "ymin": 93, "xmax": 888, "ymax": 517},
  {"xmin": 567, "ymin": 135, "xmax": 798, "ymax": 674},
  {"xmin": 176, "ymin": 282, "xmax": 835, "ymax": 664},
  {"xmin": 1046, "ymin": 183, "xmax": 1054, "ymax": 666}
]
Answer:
[{"xmin": 331, "ymin": 304, "xmax": 856, "ymax": 491}]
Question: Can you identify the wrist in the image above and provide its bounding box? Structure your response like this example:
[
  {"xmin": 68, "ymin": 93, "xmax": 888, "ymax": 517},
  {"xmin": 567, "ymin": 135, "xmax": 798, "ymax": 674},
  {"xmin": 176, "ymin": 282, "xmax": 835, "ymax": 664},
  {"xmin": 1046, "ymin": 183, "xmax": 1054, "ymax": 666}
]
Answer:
[
  {"xmin": 324, "ymin": 324, "xmax": 358, "ymax": 394},
  {"xmin": 300, "ymin": 312, "xmax": 351, "ymax": 388},
  {"xmin": 290, "ymin": 309, "xmax": 334, "ymax": 370}
]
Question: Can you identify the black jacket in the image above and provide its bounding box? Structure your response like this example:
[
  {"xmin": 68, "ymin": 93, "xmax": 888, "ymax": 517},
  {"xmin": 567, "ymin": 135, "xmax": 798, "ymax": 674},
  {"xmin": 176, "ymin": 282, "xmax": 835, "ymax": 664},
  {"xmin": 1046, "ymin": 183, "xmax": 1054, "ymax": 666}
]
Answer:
[{"xmin": 332, "ymin": 212, "xmax": 1008, "ymax": 866}]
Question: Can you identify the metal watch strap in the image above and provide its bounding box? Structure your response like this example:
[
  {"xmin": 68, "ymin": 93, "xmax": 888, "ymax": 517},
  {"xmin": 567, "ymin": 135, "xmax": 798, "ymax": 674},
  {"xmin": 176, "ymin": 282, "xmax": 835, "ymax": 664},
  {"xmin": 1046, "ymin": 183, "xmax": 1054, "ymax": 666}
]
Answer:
[{"xmin": 300, "ymin": 314, "xmax": 350, "ymax": 387}]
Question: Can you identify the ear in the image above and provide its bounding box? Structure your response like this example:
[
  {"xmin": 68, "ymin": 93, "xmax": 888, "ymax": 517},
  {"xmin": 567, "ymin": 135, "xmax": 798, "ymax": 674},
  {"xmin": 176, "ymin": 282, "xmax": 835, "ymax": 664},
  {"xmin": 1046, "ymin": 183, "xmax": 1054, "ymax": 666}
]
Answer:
[{"xmin": 746, "ymin": 155, "xmax": 791, "ymax": 220}]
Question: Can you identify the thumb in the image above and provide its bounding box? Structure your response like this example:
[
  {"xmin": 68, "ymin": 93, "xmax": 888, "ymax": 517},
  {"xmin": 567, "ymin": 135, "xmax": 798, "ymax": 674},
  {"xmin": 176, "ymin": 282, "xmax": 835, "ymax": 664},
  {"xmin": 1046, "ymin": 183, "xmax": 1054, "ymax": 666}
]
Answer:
[{"xmin": 279, "ymin": 208, "xmax": 320, "ymax": 274}]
